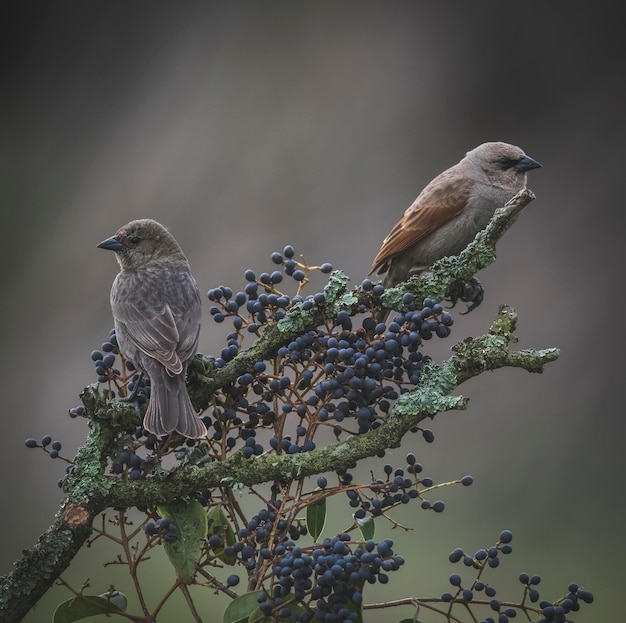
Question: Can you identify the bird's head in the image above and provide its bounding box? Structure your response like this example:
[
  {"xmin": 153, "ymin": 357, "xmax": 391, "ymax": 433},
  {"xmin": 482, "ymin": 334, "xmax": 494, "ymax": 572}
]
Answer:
[
  {"xmin": 466, "ymin": 141, "xmax": 542, "ymax": 187},
  {"xmin": 97, "ymin": 219, "xmax": 185, "ymax": 270}
]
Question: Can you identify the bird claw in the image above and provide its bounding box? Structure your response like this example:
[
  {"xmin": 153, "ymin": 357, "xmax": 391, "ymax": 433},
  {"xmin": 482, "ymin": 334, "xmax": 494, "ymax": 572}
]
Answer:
[
  {"xmin": 446, "ymin": 277, "xmax": 484, "ymax": 314},
  {"xmin": 117, "ymin": 373, "xmax": 146, "ymax": 423},
  {"xmin": 119, "ymin": 373, "xmax": 145, "ymax": 402}
]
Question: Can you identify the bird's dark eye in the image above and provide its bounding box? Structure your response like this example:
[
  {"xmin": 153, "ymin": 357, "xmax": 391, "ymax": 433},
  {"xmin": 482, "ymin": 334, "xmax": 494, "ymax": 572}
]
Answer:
[
  {"xmin": 129, "ymin": 236, "xmax": 141, "ymax": 244},
  {"xmin": 496, "ymin": 156, "xmax": 516, "ymax": 170}
]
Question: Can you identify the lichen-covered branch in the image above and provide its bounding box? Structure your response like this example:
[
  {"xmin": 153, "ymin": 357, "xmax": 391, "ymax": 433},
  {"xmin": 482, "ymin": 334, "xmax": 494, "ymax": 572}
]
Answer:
[{"xmin": 0, "ymin": 500, "xmax": 96, "ymax": 623}]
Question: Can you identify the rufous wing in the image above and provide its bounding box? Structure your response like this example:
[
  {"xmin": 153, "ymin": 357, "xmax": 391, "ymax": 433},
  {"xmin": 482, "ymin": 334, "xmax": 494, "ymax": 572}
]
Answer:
[{"xmin": 371, "ymin": 171, "xmax": 471, "ymax": 275}]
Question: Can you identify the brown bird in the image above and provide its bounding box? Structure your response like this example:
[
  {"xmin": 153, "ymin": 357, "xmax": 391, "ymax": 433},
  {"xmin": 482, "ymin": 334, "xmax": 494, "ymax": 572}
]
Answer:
[
  {"xmin": 371, "ymin": 142, "xmax": 542, "ymax": 293},
  {"xmin": 98, "ymin": 219, "xmax": 207, "ymax": 438}
]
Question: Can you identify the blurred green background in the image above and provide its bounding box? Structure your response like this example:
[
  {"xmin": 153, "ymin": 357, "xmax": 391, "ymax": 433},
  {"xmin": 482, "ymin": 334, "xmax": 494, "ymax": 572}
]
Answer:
[{"xmin": 1, "ymin": 3, "xmax": 623, "ymax": 622}]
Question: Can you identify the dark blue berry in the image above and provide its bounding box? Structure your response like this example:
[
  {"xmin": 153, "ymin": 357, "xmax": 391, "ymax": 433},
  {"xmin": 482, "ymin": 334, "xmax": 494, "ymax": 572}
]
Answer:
[
  {"xmin": 208, "ymin": 534, "xmax": 223, "ymax": 548},
  {"xmin": 449, "ymin": 548, "xmax": 464, "ymax": 563},
  {"xmin": 422, "ymin": 429, "xmax": 435, "ymax": 443},
  {"xmin": 499, "ymin": 530, "xmax": 513, "ymax": 543},
  {"xmin": 449, "ymin": 573, "xmax": 462, "ymax": 586},
  {"xmin": 226, "ymin": 574, "xmax": 240, "ymax": 587},
  {"xmin": 90, "ymin": 350, "xmax": 103, "ymax": 362}
]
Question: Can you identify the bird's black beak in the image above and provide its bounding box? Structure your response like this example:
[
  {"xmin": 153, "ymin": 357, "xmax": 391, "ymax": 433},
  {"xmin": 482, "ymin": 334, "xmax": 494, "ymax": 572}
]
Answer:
[
  {"xmin": 97, "ymin": 236, "xmax": 124, "ymax": 252},
  {"xmin": 515, "ymin": 154, "xmax": 542, "ymax": 172}
]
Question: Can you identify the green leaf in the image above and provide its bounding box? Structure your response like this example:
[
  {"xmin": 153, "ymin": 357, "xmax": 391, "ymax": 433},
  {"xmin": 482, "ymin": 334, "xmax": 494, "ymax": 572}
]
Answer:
[
  {"xmin": 207, "ymin": 505, "xmax": 237, "ymax": 565},
  {"xmin": 244, "ymin": 595, "xmax": 306, "ymax": 623},
  {"xmin": 356, "ymin": 515, "xmax": 375, "ymax": 541},
  {"xmin": 157, "ymin": 499, "xmax": 208, "ymax": 583},
  {"xmin": 344, "ymin": 588, "xmax": 364, "ymax": 623},
  {"xmin": 306, "ymin": 498, "xmax": 327, "ymax": 542},
  {"xmin": 223, "ymin": 590, "xmax": 265, "ymax": 623},
  {"xmin": 247, "ymin": 608, "xmax": 277, "ymax": 623},
  {"xmin": 53, "ymin": 596, "xmax": 123, "ymax": 622},
  {"xmin": 224, "ymin": 593, "xmax": 307, "ymax": 623},
  {"xmin": 97, "ymin": 590, "xmax": 127, "ymax": 611}
]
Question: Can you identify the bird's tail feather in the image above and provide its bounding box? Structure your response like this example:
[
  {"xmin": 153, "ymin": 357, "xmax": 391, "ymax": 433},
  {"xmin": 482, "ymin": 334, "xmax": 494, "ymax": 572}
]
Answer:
[{"xmin": 143, "ymin": 373, "xmax": 207, "ymax": 439}]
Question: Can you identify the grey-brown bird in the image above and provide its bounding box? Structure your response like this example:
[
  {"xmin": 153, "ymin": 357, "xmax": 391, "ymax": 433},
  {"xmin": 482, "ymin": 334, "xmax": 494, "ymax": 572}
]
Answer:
[
  {"xmin": 371, "ymin": 142, "xmax": 542, "ymax": 290},
  {"xmin": 98, "ymin": 219, "xmax": 207, "ymax": 438}
]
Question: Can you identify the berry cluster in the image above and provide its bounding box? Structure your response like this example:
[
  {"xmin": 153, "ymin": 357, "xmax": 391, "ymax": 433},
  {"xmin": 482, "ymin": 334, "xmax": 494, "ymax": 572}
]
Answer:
[
  {"xmin": 440, "ymin": 530, "xmax": 594, "ymax": 623},
  {"xmin": 342, "ymin": 453, "xmax": 472, "ymax": 521},
  {"xmin": 256, "ymin": 534, "xmax": 404, "ymax": 621},
  {"xmin": 361, "ymin": 282, "xmax": 454, "ymax": 341},
  {"xmin": 207, "ymin": 245, "xmax": 332, "ymax": 337},
  {"xmin": 24, "ymin": 435, "xmax": 71, "ymax": 466},
  {"xmin": 199, "ymin": 252, "xmax": 456, "ymax": 459},
  {"xmin": 200, "ymin": 456, "xmax": 473, "ymax": 611},
  {"xmin": 206, "ymin": 500, "xmax": 309, "ymax": 572},
  {"xmin": 110, "ymin": 448, "xmax": 146, "ymax": 480},
  {"xmin": 145, "ymin": 516, "xmax": 177, "ymax": 542},
  {"xmin": 447, "ymin": 528, "xmax": 514, "ymax": 573},
  {"xmin": 537, "ymin": 582, "xmax": 594, "ymax": 623},
  {"xmin": 24, "ymin": 436, "xmax": 76, "ymax": 490},
  {"xmin": 242, "ymin": 500, "xmax": 308, "ymax": 545},
  {"xmin": 89, "ymin": 330, "xmax": 147, "ymax": 400}
]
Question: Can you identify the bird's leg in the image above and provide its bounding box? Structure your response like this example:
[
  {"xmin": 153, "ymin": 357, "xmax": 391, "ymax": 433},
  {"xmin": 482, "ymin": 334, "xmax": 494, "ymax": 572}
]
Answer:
[
  {"xmin": 119, "ymin": 372, "xmax": 146, "ymax": 402},
  {"xmin": 118, "ymin": 372, "xmax": 148, "ymax": 423},
  {"xmin": 446, "ymin": 276, "xmax": 484, "ymax": 314}
]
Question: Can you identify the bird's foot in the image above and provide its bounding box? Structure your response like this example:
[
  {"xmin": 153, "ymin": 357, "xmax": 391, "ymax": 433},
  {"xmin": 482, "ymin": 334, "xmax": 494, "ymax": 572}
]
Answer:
[
  {"xmin": 446, "ymin": 277, "xmax": 484, "ymax": 314},
  {"xmin": 118, "ymin": 373, "xmax": 148, "ymax": 424},
  {"xmin": 119, "ymin": 373, "xmax": 149, "ymax": 403}
]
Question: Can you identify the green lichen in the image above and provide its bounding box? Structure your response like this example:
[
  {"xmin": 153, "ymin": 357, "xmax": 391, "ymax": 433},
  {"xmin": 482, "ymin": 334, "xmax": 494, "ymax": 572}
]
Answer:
[{"xmin": 394, "ymin": 362, "xmax": 467, "ymax": 416}]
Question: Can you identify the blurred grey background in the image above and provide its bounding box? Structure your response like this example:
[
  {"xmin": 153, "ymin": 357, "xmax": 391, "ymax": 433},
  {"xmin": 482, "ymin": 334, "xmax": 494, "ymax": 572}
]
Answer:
[{"xmin": 1, "ymin": 2, "xmax": 623, "ymax": 621}]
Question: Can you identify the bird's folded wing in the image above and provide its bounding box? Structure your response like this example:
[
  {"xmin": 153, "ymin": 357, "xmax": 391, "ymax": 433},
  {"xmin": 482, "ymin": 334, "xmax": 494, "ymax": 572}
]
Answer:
[
  {"xmin": 114, "ymin": 301, "xmax": 184, "ymax": 375},
  {"xmin": 175, "ymin": 311, "xmax": 202, "ymax": 365},
  {"xmin": 371, "ymin": 173, "xmax": 471, "ymax": 275}
]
